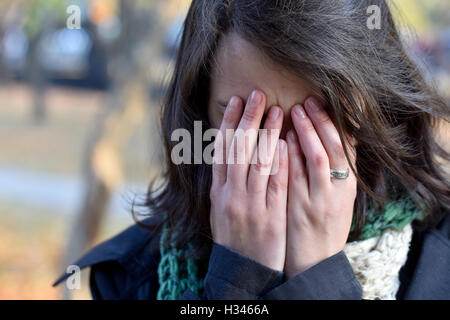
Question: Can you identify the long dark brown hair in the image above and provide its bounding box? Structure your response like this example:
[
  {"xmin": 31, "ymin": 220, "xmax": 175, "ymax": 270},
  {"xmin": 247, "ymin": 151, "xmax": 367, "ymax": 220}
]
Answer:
[{"xmin": 132, "ymin": 0, "xmax": 450, "ymax": 266}]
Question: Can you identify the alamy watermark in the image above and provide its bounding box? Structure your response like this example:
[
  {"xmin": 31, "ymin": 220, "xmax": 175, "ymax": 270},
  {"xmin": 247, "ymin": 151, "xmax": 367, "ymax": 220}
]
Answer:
[
  {"xmin": 367, "ymin": 5, "xmax": 381, "ymax": 30},
  {"xmin": 65, "ymin": 265, "xmax": 81, "ymax": 290},
  {"xmin": 171, "ymin": 121, "xmax": 281, "ymax": 175},
  {"xmin": 66, "ymin": 5, "xmax": 81, "ymax": 29}
]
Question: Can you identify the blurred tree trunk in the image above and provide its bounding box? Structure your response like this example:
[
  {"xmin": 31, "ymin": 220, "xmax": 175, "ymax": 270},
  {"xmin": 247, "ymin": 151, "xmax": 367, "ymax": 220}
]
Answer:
[
  {"xmin": 27, "ymin": 31, "xmax": 47, "ymax": 124},
  {"xmin": 61, "ymin": 0, "xmax": 164, "ymax": 299},
  {"xmin": 25, "ymin": 2, "xmax": 58, "ymax": 125}
]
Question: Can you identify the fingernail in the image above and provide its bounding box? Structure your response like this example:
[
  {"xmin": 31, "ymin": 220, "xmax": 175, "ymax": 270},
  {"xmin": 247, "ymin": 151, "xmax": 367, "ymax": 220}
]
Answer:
[
  {"xmin": 249, "ymin": 90, "xmax": 263, "ymax": 107},
  {"xmin": 279, "ymin": 139, "xmax": 286, "ymax": 151},
  {"xmin": 229, "ymin": 96, "xmax": 238, "ymax": 109},
  {"xmin": 287, "ymin": 130, "xmax": 296, "ymax": 142},
  {"xmin": 294, "ymin": 104, "xmax": 306, "ymax": 119},
  {"xmin": 268, "ymin": 106, "xmax": 280, "ymax": 120},
  {"xmin": 306, "ymin": 97, "xmax": 321, "ymax": 112}
]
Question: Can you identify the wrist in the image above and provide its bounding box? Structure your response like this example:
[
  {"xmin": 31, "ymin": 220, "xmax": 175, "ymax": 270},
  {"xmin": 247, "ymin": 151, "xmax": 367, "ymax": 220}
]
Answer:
[
  {"xmin": 285, "ymin": 262, "xmax": 315, "ymax": 279},
  {"xmin": 285, "ymin": 248, "xmax": 343, "ymax": 279}
]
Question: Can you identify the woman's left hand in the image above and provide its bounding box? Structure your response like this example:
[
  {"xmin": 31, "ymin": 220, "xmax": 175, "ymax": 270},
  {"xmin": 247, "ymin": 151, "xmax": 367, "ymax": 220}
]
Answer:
[{"xmin": 284, "ymin": 97, "xmax": 358, "ymax": 279}]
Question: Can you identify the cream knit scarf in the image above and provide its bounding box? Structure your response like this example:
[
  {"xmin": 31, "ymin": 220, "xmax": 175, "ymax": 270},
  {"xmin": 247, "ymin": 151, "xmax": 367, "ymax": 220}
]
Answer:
[{"xmin": 343, "ymin": 222, "xmax": 413, "ymax": 300}]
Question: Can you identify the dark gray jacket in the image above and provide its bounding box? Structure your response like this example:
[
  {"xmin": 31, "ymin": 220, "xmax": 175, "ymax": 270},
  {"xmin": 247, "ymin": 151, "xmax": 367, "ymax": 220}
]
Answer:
[{"xmin": 53, "ymin": 211, "xmax": 450, "ymax": 299}]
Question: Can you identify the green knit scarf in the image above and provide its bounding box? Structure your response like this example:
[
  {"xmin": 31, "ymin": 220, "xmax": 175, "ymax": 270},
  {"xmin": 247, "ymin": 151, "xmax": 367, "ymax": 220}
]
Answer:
[{"xmin": 156, "ymin": 193, "xmax": 426, "ymax": 300}]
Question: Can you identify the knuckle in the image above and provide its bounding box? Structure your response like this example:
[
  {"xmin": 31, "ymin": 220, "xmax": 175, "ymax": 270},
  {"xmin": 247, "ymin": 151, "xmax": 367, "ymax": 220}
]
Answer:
[
  {"xmin": 265, "ymin": 223, "xmax": 283, "ymax": 240},
  {"xmin": 277, "ymin": 155, "xmax": 288, "ymax": 170},
  {"xmin": 262, "ymin": 128, "xmax": 279, "ymax": 140},
  {"xmin": 269, "ymin": 181, "xmax": 281, "ymax": 194},
  {"xmin": 292, "ymin": 166, "xmax": 305, "ymax": 180},
  {"xmin": 269, "ymin": 178, "xmax": 287, "ymax": 194},
  {"xmin": 231, "ymin": 148, "xmax": 240, "ymax": 165},
  {"xmin": 230, "ymin": 139, "xmax": 245, "ymax": 164},
  {"xmin": 254, "ymin": 158, "xmax": 272, "ymax": 173},
  {"xmin": 261, "ymin": 129, "xmax": 272, "ymax": 139},
  {"xmin": 311, "ymin": 152, "xmax": 328, "ymax": 167},
  {"xmin": 224, "ymin": 202, "xmax": 241, "ymax": 219},
  {"xmin": 247, "ymin": 211, "xmax": 261, "ymax": 226},
  {"xmin": 242, "ymin": 106, "xmax": 259, "ymax": 123},
  {"xmin": 288, "ymin": 143, "xmax": 301, "ymax": 156},
  {"xmin": 315, "ymin": 111, "xmax": 331, "ymax": 125},
  {"xmin": 223, "ymin": 109, "xmax": 235, "ymax": 123},
  {"xmin": 301, "ymin": 121, "xmax": 316, "ymax": 133},
  {"xmin": 332, "ymin": 142, "xmax": 346, "ymax": 160}
]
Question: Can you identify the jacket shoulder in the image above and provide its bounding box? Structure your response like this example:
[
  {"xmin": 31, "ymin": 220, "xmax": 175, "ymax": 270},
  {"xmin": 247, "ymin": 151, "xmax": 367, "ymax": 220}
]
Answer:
[
  {"xmin": 398, "ymin": 209, "xmax": 450, "ymax": 299},
  {"xmin": 435, "ymin": 209, "xmax": 450, "ymax": 241},
  {"xmin": 52, "ymin": 215, "xmax": 163, "ymax": 296}
]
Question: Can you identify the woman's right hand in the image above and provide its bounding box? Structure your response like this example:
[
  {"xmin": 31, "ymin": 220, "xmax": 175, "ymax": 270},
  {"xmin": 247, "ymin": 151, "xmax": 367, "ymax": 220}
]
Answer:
[{"xmin": 209, "ymin": 89, "xmax": 288, "ymax": 271}]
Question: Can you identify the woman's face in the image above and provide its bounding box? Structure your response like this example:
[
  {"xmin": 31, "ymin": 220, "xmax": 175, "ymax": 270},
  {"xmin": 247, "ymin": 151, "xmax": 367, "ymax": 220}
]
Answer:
[{"xmin": 207, "ymin": 32, "xmax": 322, "ymax": 138}]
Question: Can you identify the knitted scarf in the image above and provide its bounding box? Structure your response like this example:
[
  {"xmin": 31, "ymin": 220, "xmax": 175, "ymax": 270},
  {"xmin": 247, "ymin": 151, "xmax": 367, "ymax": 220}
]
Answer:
[{"xmin": 156, "ymin": 193, "xmax": 426, "ymax": 300}]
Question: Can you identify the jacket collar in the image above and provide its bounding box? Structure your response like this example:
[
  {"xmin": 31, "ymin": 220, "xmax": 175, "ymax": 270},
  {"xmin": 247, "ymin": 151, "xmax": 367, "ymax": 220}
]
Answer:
[{"xmin": 52, "ymin": 215, "xmax": 163, "ymax": 287}]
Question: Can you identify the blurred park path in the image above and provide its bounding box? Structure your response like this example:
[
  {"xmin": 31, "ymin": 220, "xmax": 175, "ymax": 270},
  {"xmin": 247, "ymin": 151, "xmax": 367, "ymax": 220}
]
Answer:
[
  {"xmin": 0, "ymin": 0, "xmax": 190, "ymax": 300},
  {"xmin": 0, "ymin": 82, "xmax": 162, "ymax": 299}
]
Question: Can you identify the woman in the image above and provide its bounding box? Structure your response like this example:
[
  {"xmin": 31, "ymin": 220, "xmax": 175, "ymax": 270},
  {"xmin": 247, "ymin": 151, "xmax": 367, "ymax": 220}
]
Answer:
[{"xmin": 53, "ymin": 0, "xmax": 450, "ymax": 299}]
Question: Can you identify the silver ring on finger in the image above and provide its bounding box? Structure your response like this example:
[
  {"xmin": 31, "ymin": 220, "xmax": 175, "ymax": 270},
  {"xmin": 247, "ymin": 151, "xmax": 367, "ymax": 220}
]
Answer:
[{"xmin": 330, "ymin": 168, "xmax": 349, "ymax": 180}]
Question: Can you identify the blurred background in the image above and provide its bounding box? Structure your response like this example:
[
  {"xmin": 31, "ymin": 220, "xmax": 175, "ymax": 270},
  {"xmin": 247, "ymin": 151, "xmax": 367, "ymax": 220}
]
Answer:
[{"xmin": 0, "ymin": 0, "xmax": 448, "ymax": 299}]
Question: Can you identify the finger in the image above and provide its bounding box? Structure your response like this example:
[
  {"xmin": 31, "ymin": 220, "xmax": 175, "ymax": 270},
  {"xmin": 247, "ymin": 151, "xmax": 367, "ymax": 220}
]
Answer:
[
  {"xmin": 291, "ymin": 104, "xmax": 330, "ymax": 196},
  {"xmin": 304, "ymin": 97, "xmax": 350, "ymax": 171},
  {"xmin": 286, "ymin": 130, "xmax": 309, "ymax": 201},
  {"xmin": 212, "ymin": 96, "xmax": 243, "ymax": 187},
  {"xmin": 248, "ymin": 106, "xmax": 283, "ymax": 194},
  {"xmin": 266, "ymin": 139, "xmax": 288, "ymax": 209},
  {"xmin": 227, "ymin": 90, "xmax": 266, "ymax": 186}
]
